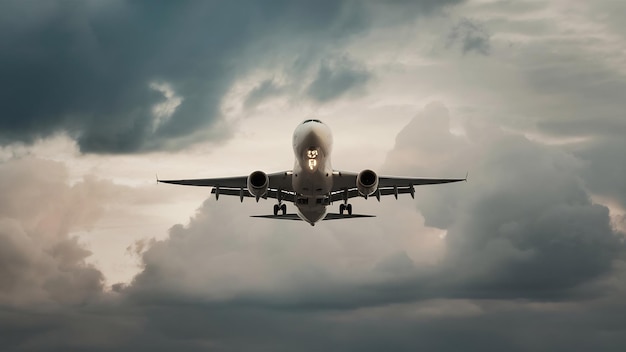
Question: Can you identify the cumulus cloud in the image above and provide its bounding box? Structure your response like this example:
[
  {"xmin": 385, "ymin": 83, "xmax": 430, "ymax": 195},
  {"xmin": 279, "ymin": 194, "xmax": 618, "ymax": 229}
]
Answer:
[
  {"xmin": 67, "ymin": 103, "xmax": 622, "ymax": 351},
  {"xmin": 122, "ymin": 102, "xmax": 624, "ymax": 308},
  {"xmin": 383, "ymin": 103, "xmax": 624, "ymax": 298},
  {"xmin": 2, "ymin": 102, "xmax": 625, "ymax": 351},
  {"xmin": 0, "ymin": 158, "xmax": 106, "ymax": 306}
]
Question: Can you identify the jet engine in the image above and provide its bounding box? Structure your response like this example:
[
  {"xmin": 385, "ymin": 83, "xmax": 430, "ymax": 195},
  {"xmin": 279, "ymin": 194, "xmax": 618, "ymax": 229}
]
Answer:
[
  {"xmin": 247, "ymin": 170, "xmax": 269, "ymax": 199},
  {"xmin": 357, "ymin": 169, "xmax": 379, "ymax": 196}
]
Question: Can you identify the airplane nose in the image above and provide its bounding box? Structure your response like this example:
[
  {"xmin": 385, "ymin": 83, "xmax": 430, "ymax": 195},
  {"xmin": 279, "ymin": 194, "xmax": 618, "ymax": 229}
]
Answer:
[{"xmin": 304, "ymin": 125, "xmax": 324, "ymax": 144}]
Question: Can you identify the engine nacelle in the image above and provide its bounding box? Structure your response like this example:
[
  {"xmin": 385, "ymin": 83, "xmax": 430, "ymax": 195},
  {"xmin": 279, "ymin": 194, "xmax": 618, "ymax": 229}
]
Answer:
[
  {"xmin": 247, "ymin": 170, "xmax": 269, "ymax": 199},
  {"xmin": 357, "ymin": 169, "xmax": 379, "ymax": 196}
]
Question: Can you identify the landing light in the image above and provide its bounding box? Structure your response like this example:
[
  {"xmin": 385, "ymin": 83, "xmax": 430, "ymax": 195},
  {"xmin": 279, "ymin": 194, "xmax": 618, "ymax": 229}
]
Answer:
[{"xmin": 308, "ymin": 159, "xmax": 317, "ymax": 170}]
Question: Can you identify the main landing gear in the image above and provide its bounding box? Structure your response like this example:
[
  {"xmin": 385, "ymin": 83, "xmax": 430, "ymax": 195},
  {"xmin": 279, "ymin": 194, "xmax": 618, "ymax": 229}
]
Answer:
[
  {"xmin": 339, "ymin": 203, "xmax": 352, "ymax": 215},
  {"xmin": 273, "ymin": 203, "xmax": 287, "ymax": 216}
]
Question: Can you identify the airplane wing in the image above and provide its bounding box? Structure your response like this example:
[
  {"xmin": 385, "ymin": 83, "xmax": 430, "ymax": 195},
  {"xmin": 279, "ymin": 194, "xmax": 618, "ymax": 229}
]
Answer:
[
  {"xmin": 158, "ymin": 171, "xmax": 294, "ymax": 201},
  {"xmin": 331, "ymin": 171, "xmax": 466, "ymax": 202}
]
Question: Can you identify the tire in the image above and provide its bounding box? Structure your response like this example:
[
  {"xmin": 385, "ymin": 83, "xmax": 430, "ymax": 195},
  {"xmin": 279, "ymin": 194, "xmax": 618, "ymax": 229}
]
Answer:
[
  {"xmin": 273, "ymin": 204, "xmax": 279, "ymax": 216},
  {"xmin": 347, "ymin": 204, "xmax": 352, "ymax": 215}
]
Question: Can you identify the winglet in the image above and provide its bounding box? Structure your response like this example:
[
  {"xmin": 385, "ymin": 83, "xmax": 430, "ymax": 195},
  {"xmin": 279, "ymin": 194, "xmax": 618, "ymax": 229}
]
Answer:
[
  {"xmin": 464, "ymin": 171, "xmax": 469, "ymax": 182},
  {"xmin": 156, "ymin": 174, "xmax": 159, "ymax": 184}
]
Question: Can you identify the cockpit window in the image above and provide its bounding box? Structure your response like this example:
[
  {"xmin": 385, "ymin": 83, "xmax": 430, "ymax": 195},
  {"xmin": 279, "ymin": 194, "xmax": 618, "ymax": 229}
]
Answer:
[{"xmin": 302, "ymin": 119, "xmax": 322, "ymax": 124}]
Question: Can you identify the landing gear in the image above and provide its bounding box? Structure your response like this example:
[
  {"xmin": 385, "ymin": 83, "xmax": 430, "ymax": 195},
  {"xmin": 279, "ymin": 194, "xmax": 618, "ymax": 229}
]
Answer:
[
  {"xmin": 273, "ymin": 203, "xmax": 287, "ymax": 216},
  {"xmin": 339, "ymin": 203, "xmax": 352, "ymax": 215}
]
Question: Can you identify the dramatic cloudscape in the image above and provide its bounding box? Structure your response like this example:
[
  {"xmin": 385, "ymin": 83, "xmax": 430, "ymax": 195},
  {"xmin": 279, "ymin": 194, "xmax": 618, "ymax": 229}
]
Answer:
[{"xmin": 1, "ymin": 0, "xmax": 625, "ymax": 350}]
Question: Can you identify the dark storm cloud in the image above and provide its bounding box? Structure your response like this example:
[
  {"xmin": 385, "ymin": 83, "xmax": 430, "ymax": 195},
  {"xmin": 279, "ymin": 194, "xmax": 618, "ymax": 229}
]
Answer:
[
  {"xmin": 570, "ymin": 137, "xmax": 626, "ymax": 209},
  {"xmin": 306, "ymin": 57, "xmax": 371, "ymax": 102},
  {"xmin": 379, "ymin": 103, "xmax": 624, "ymax": 299},
  {"xmin": 446, "ymin": 18, "xmax": 491, "ymax": 55},
  {"xmin": 0, "ymin": 0, "xmax": 370, "ymax": 153},
  {"xmin": 0, "ymin": 0, "xmax": 463, "ymax": 153},
  {"xmin": 243, "ymin": 79, "xmax": 285, "ymax": 110}
]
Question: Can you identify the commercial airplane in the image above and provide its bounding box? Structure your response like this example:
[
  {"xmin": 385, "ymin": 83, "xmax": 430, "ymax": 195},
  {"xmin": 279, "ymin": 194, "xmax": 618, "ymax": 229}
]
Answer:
[{"xmin": 158, "ymin": 119, "xmax": 465, "ymax": 226}]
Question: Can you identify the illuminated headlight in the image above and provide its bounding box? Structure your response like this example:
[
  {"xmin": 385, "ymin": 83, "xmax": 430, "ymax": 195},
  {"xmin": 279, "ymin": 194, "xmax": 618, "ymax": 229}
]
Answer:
[{"xmin": 306, "ymin": 148, "xmax": 319, "ymax": 171}]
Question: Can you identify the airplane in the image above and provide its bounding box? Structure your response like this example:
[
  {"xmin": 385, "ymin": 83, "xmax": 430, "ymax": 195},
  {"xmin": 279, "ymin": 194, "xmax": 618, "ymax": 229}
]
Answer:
[{"xmin": 158, "ymin": 119, "xmax": 466, "ymax": 226}]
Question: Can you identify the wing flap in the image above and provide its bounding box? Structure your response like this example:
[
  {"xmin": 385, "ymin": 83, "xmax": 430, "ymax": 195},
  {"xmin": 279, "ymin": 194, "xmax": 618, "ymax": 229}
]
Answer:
[
  {"xmin": 158, "ymin": 175, "xmax": 247, "ymax": 188},
  {"xmin": 378, "ymin": 176, "xmax": 466, "ymax": 187},
  {"xmin": 212, "ymin": 188, "xmax": 296, "ymax": 202}
]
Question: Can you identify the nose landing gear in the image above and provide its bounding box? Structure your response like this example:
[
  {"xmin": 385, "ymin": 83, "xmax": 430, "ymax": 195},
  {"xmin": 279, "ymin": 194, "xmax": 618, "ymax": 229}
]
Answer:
[
  {"xmin": 339, "ymin": 203, "xmax": 352, "ymax": 215},
  {"xmin": 273, "ymin": 203, "xmax": 287, "ymax": 216}
]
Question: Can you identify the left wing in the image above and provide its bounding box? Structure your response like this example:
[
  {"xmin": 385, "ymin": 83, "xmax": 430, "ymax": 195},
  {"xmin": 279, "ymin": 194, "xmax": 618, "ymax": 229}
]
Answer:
[
  {"xmin": 158, "ymin": 171, "xmax": 293, "ymax": 201},
  {"xmin": 331, "ymin": 171, "xmax": 466, "ymax": 202}
]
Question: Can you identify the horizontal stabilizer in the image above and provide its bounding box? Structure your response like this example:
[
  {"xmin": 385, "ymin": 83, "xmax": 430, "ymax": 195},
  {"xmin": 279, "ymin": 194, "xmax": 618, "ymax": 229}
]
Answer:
[
  {"xmin": 323, "ymin": 213, "xmax": 376, "ymax": 220},
  {"xmin": 251, "ymin": 214, "xmax": 302, "ymax": 221},
  {"xmin": 251, "ymin": 213, "xmax": 375, "ymax": 221}
]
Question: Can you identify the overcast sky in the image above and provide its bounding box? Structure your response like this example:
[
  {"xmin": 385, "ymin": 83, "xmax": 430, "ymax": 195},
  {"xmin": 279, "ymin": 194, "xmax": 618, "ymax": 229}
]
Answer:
[{"xmin": 1, "ymin": 0, "xmax": 625, "ymax": 351}]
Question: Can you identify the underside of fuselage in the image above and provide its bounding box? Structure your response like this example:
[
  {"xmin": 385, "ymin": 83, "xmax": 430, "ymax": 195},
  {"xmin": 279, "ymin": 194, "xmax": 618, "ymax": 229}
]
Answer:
[{"xmin": 291, "ymin": 119, "xmax": 334, "ymax": 225}]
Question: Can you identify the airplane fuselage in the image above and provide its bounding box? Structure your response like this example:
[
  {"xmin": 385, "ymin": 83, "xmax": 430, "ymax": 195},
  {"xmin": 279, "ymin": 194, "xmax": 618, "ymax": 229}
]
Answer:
[{"xmin": 291, "ymin": 119, "xmax": 334, "ymax": 224}]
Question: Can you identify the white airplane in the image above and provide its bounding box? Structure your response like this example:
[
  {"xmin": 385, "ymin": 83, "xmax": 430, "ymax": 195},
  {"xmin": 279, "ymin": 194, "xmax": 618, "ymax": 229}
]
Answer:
[{"xmin": 159, "ymin": 119, "xmax": 466, "ymax": 226}]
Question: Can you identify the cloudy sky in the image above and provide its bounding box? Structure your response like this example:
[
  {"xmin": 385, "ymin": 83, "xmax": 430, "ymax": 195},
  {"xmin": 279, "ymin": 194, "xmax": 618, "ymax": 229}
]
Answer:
[{"xmin": 1, "ymin": 0, "xmax": 625, "ymax": 350}]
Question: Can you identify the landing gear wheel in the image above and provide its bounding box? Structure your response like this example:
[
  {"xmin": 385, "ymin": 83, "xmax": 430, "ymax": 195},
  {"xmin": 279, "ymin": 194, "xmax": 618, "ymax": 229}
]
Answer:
[
  {"xmin": 347, "ymin": 204, "xmax": 353, "ymax": 215},
  {"xmin": 280, "ymin": 203, "xmax": 287, "ymax": 215},
  {"xmin": 273, "ymin": 204, "xmax": 279, "ymax": 216},
  {"xmin": 339, "ymin": 204, "xmax": 345, "ymax": 215}
]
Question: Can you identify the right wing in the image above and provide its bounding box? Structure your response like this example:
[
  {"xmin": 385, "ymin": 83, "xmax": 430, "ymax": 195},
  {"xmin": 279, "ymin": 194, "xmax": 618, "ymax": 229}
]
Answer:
[
  {"xmin": 158, "ymin": 171, "xmax": 294, "ymax": 201},
  {"xmin": 331, "ymin": 171, "xmax": 466, "ymax": 202}
]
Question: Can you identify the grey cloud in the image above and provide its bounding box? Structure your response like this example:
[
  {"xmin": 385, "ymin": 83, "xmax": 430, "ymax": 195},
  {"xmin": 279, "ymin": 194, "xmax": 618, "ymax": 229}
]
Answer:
[
  {"xmin": 2, "ymin": 103, "xmax": 626, "ymax": 351},
  {"xmin": 243, "ymin": 55, "xmax": 371, "ymax": 108},
  {"xmin": 461, "ymin": 24, "xmax": 626, "ymax": 206},
  {"xmin": 120, "ymin": 103, "xmax": 624, "ymax": 311},
  {"xmin": 0, "ymin": 0, "xmax": 459, "ymax": 154},
  {"xmin": 3, "ymin": 296, "xmax": 626, "ymax": 351},
  {"xmin": 570, "ymin": 138, "xmax": 626, "ymax": 209},
  {"xmin": 380, "ymin": 103, "xmax": 624, "ymax": 300},
  {"xmin": 306, "ymin": 58, "xmax": 371, "ymax": 102},
  {"xmin": 0, "ymin": 158, "xmax": 107, "ymax": 306},
  {"xmin": 0, "ymin": 0, "xmax": 369, "ymax": 153},
  {"xmin": 243, "ymin": 79, "xmax": 285, "ymax": 110},
  {"xmin": 447, "ymin": 18, "xmax": 491, "ymax": 55},
  {"xmin": 477, "ymin": 29, "xmax": 626, "ymax": 140}
]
